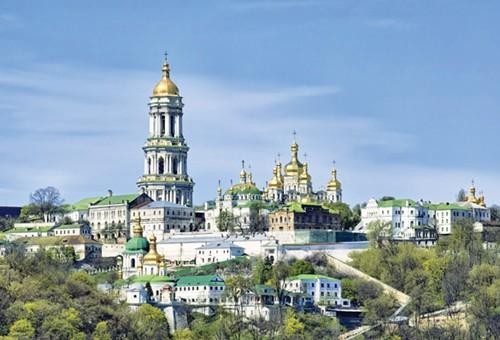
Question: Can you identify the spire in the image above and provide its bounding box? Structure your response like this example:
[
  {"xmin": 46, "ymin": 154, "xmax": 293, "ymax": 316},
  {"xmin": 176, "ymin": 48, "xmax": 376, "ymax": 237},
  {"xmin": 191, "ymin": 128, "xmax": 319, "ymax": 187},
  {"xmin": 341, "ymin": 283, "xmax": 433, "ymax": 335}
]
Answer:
[
  {"xmin": 240, "ymin": 160, "xmax": 247, "ymax": 183},
  {"xmin": 143, "ymin": 234, "xmax": 162, "ymax": 265}
]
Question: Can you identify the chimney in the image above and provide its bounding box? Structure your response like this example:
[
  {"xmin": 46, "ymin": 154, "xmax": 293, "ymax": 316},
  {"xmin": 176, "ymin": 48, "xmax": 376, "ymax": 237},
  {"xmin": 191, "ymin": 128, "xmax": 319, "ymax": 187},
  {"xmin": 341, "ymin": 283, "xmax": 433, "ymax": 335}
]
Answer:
[{"xmin": 108, "ymin": 189, "xmax": 113, "ymax": 197}]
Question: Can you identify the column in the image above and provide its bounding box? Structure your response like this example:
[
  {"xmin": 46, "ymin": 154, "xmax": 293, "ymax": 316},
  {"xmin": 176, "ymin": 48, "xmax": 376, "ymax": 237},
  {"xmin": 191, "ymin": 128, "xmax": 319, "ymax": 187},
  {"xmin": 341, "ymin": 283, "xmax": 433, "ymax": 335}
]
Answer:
[
  {"xmin": 179, "ymin": 114, "xmax": 183, "ymax": 137},
  {"xmin": 175, "ymin": 115, "xmax": 180, "ymax": 137},
  {"xmin": 149, "ymin": 113, "xmax": 154, "ymax": 136},
  {"xmin": 166, "ymin": 113, "xmax": 171, "ymax": 137},
  {"xmin": 156, "ymin": 113, "xmax": 162, "ymax": 136}
]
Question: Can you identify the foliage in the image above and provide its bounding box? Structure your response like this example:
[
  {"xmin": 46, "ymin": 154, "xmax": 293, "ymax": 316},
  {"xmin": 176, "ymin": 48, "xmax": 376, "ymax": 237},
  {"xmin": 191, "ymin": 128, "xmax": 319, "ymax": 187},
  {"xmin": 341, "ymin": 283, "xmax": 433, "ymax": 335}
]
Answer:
[
  {"xmin": 131, "ymin": 304, "xmax": 170, "ymax": 339},
  {"xmin": 366, "ymin": 220, "xmax": 392, "ymax": 247},
  {"xmin": 0, "ymin": 247, "xmax": 142, "ymax": 339},
  {"xmin": 288, "ymin": 259, "xmax": 314, "ymax": 277},
  {"xmin": 0, "ymin": 217, "xmax": 14, "ymax": 233},
  {"xmin": 216, "ymin": 210, "xmax": 238, "ymax": 233},
  {"xmin": 323, "ymin": 202, "xmax": 359, "ymax": 229},
  {"xmin": 283, "ymin": 309, "xmax": 304, "ymax": 338}
]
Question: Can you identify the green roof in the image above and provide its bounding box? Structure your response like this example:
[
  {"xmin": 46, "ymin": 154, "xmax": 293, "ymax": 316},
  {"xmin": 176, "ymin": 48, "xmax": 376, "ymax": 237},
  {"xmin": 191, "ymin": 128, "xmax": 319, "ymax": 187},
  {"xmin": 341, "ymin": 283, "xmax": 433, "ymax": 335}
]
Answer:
[
  {"xmin": 131, "ymin": 275, "xmax": 175, "ymax": 284},
  {"xmin": 378, "ymin": 199, "xmax": 417, "ymax": 208},
  {"xmin": 427, "ymin": 203, "xmax": 470, "ymax": 211},
  {"xmin": 92, "ymin": 194, "xmax": 141, "ymax": 206},
  {"xmin": 7, "ymin": 226, "xmax": 54, "ymax": 233},
  {"xmin": 125, "ymin": 236, "xmax": 149, "ymax": 252},
  {"xmin": 176, "ymin": 275, "xmax": 224, "ymax": 287},
  {"xmin": 224, "ymin": 183, "xmax": 261, "ymax": 196},
  {"xmin": 287, "ymin": 274, "xmax": 338, "ymax": 281},
  {"xmin": 69, "ymin": 197, "xmax": 103, "ymax": 211},
  {"xmin": 56, "ymin": 223, "xmax": 84, "ymax": 230}
]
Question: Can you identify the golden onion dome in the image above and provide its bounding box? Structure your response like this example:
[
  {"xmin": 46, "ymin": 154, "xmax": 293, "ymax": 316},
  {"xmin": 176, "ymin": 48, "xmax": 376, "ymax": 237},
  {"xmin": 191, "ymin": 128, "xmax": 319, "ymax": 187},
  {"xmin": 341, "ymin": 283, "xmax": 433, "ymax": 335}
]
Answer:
[
  {"xmin": 143, "ymin": 235, "xmax": 162, "ymax": 265},
  {"xmin": 284, "ymin": 142, "xmax": 304, "ymax": 176},
  {"xmin": 152, "ymin": 61, "xmax": 180, "ymax": 97},
  {"xmin": 327, "ymin": 168, "xmax": 341, "ymax": 190},
  {"xmin": 268, "ymin": 167, "xmax": 282, "ymax": 188}
]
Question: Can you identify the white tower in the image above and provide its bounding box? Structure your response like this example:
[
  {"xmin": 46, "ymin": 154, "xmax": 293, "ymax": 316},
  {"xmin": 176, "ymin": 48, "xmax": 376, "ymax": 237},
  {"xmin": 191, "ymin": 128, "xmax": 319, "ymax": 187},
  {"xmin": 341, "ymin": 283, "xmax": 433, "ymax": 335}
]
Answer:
[
  {"xmin": 326, "ymin": 162, "xmax": 342, "ymax": 203},
  {"xmin": 137, "ymin": 54, "xmax": 194, "ymax": 206}
]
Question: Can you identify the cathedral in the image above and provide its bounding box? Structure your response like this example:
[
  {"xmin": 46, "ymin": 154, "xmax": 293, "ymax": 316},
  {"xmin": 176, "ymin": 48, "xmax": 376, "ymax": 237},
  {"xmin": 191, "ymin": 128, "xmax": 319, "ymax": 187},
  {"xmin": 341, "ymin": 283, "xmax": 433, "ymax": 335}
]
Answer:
[
  {"xmin": 263, "ymin": 137, "xmax": 342, "ymax": 204},
  {"xmin": 137, "ymin": 56, "xmax": 194, "ymax": 206}
]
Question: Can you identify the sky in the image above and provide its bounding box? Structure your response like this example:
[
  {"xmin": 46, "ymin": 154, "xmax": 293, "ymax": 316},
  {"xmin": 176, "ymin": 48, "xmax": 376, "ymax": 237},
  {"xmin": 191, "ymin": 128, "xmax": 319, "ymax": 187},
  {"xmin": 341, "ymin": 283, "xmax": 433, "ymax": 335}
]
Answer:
[{"xmin": 0, "ymin": 0, "xmax": 499, "ymax": 207}]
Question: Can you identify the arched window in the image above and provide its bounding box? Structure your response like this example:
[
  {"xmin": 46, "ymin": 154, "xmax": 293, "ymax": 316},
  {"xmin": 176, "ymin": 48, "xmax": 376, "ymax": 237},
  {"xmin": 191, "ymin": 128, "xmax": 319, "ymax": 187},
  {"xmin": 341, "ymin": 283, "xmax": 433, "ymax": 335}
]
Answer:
[
  {"xmin": 131, "ymin": 258, "xmax": 136, "ymax": 268},
  {"xmin": 158, "ymin": 157, "xmax": 165, "ymax": 174}
]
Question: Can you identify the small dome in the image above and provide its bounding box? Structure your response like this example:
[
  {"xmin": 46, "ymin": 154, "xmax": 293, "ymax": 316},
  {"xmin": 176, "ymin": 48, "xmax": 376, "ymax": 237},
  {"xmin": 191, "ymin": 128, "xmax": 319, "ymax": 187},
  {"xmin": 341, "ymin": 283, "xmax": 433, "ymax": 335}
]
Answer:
[
  {"xmin": 152, "ymin": 62, "xmax": 179, "ymax": 97},
  {"xmin": 125, "ymin": 237, "xmax": 149, "ymax": 252}
]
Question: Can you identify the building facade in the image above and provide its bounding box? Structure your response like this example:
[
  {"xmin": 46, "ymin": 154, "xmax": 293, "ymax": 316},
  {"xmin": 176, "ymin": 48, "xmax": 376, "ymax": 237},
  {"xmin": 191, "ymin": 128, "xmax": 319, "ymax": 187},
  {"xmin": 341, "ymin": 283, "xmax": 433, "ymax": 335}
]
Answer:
[
  {"xmin": 268, "ymin": 202, "xmax": 341, "ymax": 232},
  {"xmin": 131, "ymin": 201, "xmax": 195, "ymax": 240},
  {"xmin": 137, "ymin": 56, "xmax": 194, "ymax": 206}
]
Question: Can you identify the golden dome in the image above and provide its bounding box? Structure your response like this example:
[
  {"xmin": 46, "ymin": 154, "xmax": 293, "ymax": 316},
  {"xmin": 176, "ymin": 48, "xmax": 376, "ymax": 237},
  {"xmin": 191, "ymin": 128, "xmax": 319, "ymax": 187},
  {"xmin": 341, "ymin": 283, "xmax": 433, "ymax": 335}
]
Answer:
[
  {"xmin": 327, "ymin": 168, "xmax": 341, "ymax": 191},
  {"xmin": 143, "ymin": 235, "xmax": 162, "ymax": 265},
  {"xmin": 268, "ymin": 166, "xmax": 283, "ymax": 188},
  {"xmin": 152, "ymin": 61, "xmax": 179, "ymax": 97},
  {"xmin": 284, "ymin": 142, "xmax": 304, "ymax": 176},
  {"xmin": 299, "ymin": 163, "xmax": 311, "ymax": 183}
]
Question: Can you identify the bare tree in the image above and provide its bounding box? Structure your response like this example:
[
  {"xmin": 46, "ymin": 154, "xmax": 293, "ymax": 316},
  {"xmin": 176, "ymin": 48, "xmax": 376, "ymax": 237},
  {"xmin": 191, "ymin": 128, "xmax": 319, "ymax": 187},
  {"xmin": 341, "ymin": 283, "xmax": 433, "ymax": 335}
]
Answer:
[{"xmin": 29, "ymin": 186, "xmax": 64, "ymax": 222}]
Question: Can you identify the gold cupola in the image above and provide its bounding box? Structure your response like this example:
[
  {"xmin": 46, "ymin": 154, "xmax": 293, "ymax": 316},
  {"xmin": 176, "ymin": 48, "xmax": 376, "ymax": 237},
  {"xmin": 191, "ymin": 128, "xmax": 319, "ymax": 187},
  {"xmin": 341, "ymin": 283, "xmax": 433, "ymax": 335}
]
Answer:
[
  {"xmin": 152, "ymin": 57, "xmax": 180, "ymax": 97},
  {"xmin": 299, "ymin": 162, "xmax": 311, "ymax": 183},
  {"xmin": 327, "ymin": 167, "xmax": 341, "ymax": 191},
  {"xmin": 284, "ymin": 142, "xmax": 304, "ymax": 177},
  {"xmin": 143, "ymin": 235, "xmax": 162, "ymax": 265},
  {"xmin": 268, "ymin": 164, "xmax": 283, "ymax": 188}
]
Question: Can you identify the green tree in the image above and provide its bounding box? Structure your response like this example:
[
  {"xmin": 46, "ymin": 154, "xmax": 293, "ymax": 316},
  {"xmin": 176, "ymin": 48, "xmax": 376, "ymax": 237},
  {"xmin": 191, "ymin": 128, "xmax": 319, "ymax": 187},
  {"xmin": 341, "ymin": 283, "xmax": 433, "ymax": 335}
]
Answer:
[
  {"xmin": 252, "ymin": 257, "xmax": 273, "ymax": 285},
  {"xmin": 363, "ymin": 293, "xmax": 397, "ymax": 325},
  {"xmin": 132, "ymin": 304, "xmax": 170, "ymax": 339},
  {"xmin": 92, "ymin": 321, "xmax": 111, "ymax": 340},
  {"xmin": 8, "ymin": 319, "xmax": 35, "ymax": 339},
  {"xmin": 288, "ymin": 259, "xmax": 315, "ymax": 276},
  {"xmin": 366, "ymin": 220, "xmax": 392, "ymax": 248},
  {"xmin": 283, "ymin": 309, "xmax": 304, "ymax": 339},
  {"xmin": 173, "ymin": 328, "xmax": 195, "ymax": 340},
  {"xmin": 269, "ymin": 260, "xmax": 290, "ymax": 322},
  {"xmin": 216, "ymin": 210, "xmax": 237, "ymax": 232}
]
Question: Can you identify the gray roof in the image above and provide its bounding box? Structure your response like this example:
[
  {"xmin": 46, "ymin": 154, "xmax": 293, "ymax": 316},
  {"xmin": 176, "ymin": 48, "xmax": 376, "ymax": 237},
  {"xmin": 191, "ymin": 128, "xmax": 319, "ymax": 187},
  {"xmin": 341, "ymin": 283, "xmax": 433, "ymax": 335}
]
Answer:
[
  {"xmin": 196, "ymin": 241, "xmax": 244, "ymax": 250},
  {"xmin": 141, "ymin": 201, "xmax": 191, "ymax": 209}
]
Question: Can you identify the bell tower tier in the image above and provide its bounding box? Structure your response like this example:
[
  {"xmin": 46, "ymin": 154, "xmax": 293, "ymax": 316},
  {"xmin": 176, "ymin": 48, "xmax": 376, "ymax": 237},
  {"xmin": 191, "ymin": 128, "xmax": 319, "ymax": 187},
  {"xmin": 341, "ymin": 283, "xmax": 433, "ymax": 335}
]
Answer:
[{"xmin": 137, "ymin": 55, "xmax": 194, "ymax": 206}]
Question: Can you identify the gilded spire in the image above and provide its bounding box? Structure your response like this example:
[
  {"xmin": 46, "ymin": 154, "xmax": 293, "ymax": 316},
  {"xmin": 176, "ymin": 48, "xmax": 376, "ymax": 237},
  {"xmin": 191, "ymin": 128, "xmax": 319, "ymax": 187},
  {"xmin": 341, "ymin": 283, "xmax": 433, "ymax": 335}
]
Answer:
[{"xmin": 327, "ymin": 161, "xmax": 341, "ymax": 191}]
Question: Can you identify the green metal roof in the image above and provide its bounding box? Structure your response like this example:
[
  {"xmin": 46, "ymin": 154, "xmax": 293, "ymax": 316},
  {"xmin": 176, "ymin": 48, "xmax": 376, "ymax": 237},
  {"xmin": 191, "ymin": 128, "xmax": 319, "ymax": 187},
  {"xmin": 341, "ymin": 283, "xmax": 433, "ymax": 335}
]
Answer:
[
  {"xmin": 69, "ymin": 197, "xmax": 103, "ymax": 211},
  {"xmin": 176, "ymin": 274, "xmax": 224, "ymax": 287},
  {"xmin": 287, "ymin": 274, "xmax": 338, "ymax": 281},
  {"xmin": 131, "ymin": 275, "xmax": 175, "ymax": 284},
  {"xmin": 427, "ymin": 203, "xmax": 470, "ymax": 211},
  {"xmin": 7, "ymin": 226, "xmax": 54, "ymax": 233},
  {"xmin": 92, "ymin": 194, "xmax": 141, "ymax": 206},
  {"xmin": 224, "ymin": 183, "xmax": 261, "ymax": 196}
]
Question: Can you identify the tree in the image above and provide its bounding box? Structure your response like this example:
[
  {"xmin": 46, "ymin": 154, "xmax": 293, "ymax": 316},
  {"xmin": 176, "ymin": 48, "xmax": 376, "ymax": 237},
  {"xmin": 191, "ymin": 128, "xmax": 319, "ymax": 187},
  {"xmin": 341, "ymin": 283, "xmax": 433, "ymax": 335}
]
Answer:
[
  {"xmin": 216, "ymin": 210, "xmax": 237, "ymax": 233},
  {"xmin": 0, "ymin": 217, "xmax": 14, "ymax": 232},
  {"xmin": 132, "ymin": 304, "xmax": 170, "ymax": 339},
  {"xmin": 323, "ymin": 202, "xmax": 358, "ymax": 229},
  {"xmin": 252, "ymin": 257, "xmax": 273, "ymax": 285},
  {"xmin": 283, "ymin": 309, "xmax": 304, "ymax": 339},
  {"xmin": 456, "ymin": 189, "xmax": 467, "ymax": 202},
  {"xmin": 8, "ymin": 319, "xmax": 35, "ymax": 339},
  {"xmin": 269, "ymin": 261, "xmax": 290, "ymax": 322},
  {"xmin": 380, "ymin": 196, "xmax": 395, "ymax": 201},
  {"xmin": 366, "ymin": 220, "xmax": 392, "ymax": 248},
  {"xmin": 363, "ymin": 294, "xmax": 397, "ymax": 325},
  {"xmin": 92, "ymin": 321, "xmax": 111, "ymax": 340},
  {"xmin": 173, "ymin": 328, "xmax": 195, "ymax": 340},
  {"xmin": 288, "ymin": 259, "xmax": 314, "ymax": 277},
  {"xmin": 28, "ymin": 186, "xmax": 65, "ymax": 222}
]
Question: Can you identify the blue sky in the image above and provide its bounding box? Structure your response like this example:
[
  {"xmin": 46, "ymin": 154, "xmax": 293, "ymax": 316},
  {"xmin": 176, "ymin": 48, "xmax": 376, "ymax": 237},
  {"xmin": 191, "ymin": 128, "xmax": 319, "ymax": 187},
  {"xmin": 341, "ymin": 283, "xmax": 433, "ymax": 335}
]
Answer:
[{"xmin": 0, "ymin": 0, "xmax": 499, "ymax": 207}]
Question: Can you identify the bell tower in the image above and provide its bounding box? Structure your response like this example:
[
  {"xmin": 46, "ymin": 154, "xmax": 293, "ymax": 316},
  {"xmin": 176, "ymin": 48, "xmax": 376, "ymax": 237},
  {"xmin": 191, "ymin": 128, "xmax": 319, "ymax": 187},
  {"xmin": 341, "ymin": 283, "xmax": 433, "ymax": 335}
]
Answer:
[{"xmin": 137, "ymin": 54, "xmax": 194, "ymax": 206}]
